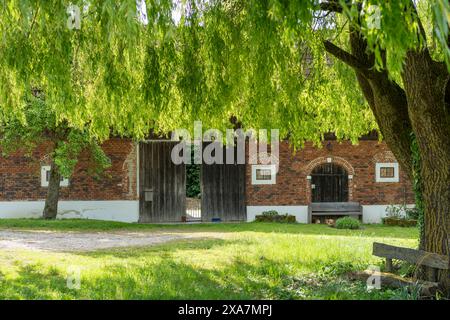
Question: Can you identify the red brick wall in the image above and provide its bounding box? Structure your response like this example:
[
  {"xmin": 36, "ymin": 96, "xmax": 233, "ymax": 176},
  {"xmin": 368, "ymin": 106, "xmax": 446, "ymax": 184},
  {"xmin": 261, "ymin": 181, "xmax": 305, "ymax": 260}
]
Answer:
[
  {"xmin": 0, "ymin": 138, "xmax": 414, "ymax": 206},
  {"xmin": 0, "ymin": 138, "xmax": 138, "ymax": 201},
  {"xmin": 246, "ymin": 140, "xmax": 415, "ymax": 206}
]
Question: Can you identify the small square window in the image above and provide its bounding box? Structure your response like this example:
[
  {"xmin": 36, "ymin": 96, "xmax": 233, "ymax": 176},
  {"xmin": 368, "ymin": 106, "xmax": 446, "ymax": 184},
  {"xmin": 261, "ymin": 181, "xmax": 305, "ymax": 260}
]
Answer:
[
  {"xmin": 380, "ymin": 167, "xmax": 395, "ymax": 178},
  {"xmin": 375, "ymin": 163, "xmax": 399, "ymax": 183},
  {"xmin": 252, "ymin": 165, "xmax": 276, "ymax": 185},
  {"xmin": 41, "ymin": 166, "xmax": 69, "ymax": 187},
  {"xmin": 255, "ymin": 168, "xmax": 272, "ymax": 180}
]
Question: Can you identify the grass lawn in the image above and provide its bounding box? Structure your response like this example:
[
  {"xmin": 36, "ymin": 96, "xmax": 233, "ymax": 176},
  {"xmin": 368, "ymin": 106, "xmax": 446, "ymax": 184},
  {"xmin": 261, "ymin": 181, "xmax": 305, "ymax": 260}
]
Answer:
[{"xmin": 0, "ymin": 219, "xmax": 419, "ymax": 300}]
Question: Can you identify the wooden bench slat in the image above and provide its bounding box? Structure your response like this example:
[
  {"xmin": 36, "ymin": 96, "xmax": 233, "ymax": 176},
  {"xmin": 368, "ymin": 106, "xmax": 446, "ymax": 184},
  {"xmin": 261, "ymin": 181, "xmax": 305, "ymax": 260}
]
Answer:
[
  {"xmin": 311, "ymin": 208, "xmax": 361, "ymax": 212},
  {"xmin": 310, "ymin": 202, "xmax": 360, "ymax": 210},
  {"xmin": 373, "ymin": 242, "xmax": 449, "ymax": 270},
  {"xmin": 311, "ymin": 212, "xmax": 362, "ymax": 216}
]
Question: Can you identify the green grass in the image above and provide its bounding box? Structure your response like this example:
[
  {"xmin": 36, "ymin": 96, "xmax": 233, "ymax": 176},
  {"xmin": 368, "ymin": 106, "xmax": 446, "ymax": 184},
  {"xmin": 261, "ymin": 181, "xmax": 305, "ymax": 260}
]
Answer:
[
  {"xmin": 0, "ymin": 218, "xmax": 417, "ymax": 238},
  {"xmin": 0, "ymin": 219, "xmax": 419, "ymax": 300}
]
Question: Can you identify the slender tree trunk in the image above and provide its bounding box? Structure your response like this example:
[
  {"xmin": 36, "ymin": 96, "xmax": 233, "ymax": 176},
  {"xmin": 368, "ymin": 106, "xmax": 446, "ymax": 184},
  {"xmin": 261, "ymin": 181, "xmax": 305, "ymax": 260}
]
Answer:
[{"xmin": 43, "ymin": 162, "xmax": 61, "ymax": 219}]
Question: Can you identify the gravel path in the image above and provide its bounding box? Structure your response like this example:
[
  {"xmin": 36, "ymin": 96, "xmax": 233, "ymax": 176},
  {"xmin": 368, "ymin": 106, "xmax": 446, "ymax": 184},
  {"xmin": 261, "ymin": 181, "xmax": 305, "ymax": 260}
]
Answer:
[{"xmin": 0, "ymin": 230, "xmax": 224, "ymax": 252}]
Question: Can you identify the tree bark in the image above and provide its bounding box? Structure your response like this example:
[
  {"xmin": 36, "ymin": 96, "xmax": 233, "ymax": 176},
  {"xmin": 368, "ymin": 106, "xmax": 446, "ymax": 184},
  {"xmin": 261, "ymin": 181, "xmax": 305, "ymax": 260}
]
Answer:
[
  {"xmin": 321, "ymin": 1, "xmax": 450, "ymax": 292},
  {"xmin": 43, "ymin": 162, "xmax": 61, "ymax": 220},
  {"xmin": 401, "ymin": 50, "xmax": 450, "ymax": 289}
]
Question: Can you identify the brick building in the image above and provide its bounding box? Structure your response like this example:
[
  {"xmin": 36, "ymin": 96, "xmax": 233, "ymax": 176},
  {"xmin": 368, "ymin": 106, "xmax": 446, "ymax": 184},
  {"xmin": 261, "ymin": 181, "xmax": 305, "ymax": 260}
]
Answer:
[
  {"xmin": 246, "ymin": 140, "xmax": 414, "ymax": 223},
  {"xmin": 0, "ymin": 137, "xmax": 414, "ymax": 223}
]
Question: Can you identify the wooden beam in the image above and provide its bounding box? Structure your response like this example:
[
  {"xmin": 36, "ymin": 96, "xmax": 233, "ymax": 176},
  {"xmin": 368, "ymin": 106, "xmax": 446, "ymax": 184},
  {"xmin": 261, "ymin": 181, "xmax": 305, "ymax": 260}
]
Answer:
[
  {"xmin": 310, "ymin": 202, "xmax": 361, "ymax": 211},
  {"xmin": 349, "ymin": 270, "xmax": 440, "ymax": 297},
  {"xmin": 311, "ymin": 211, "xmax": 361, "ymax": 215},
  {"xmin": 373, "ymin": 242, "xmax": 449, "ymax": 270}
]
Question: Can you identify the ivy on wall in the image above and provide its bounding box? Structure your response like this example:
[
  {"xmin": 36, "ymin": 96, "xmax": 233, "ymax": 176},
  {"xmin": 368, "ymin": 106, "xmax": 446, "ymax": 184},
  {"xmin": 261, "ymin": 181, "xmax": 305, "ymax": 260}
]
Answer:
[{"xmin": 411, "ymin": 133, "xmax": 425, "ymax": 249}]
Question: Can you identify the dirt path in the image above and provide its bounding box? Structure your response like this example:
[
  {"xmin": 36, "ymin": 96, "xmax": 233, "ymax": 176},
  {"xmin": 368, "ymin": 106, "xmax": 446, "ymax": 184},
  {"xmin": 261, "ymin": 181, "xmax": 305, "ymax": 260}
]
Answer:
[{"xmin": 0, "ymin": 229, "xmax": 226, "ymax": 252}]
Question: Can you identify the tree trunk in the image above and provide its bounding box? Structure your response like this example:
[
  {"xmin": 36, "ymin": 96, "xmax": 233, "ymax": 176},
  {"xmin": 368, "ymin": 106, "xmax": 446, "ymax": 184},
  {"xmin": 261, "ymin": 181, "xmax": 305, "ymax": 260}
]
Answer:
[
  {"xmin": 43, "ymin": 162, "xmax": 61, "ymax": 219},
  {"xmin": 401, "ymin": 51, "xmax": 450, "ymax": 290},
  {"xmin": 321, "ymin": 0, "xmax": 450, "ymax": 294}
]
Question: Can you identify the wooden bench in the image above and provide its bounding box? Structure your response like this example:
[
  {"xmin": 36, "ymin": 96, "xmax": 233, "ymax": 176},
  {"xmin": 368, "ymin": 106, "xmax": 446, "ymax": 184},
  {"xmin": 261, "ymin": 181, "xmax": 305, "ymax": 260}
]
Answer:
[
  {"xmin": 308, "ymin": 202, "xmax": 362, "ymax": 223},
  {"xmin": 373, "ymin": 242, "xmax": 449, "ymax": 282}
]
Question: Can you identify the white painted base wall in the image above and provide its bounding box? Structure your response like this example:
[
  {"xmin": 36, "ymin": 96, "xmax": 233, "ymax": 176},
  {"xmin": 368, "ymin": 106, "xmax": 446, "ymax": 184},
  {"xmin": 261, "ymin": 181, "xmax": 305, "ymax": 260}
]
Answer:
[
  {"xmin": 247, "ymin": 204, "xmax": 415, "ymax": 224},
  {"xmin": 0, "ymin": 201, "xmax": 139, "ymax": 223},
  {"xmin": 0, "ymin": 201, "xmax": 415, "ymax": 225},
  {"xmin": 246, "ymin": 205, "xmax": 309, "ymax": 223},
  {"xmin": 362, "ymin": 204, "xmax": 415, "ymax": 224}
]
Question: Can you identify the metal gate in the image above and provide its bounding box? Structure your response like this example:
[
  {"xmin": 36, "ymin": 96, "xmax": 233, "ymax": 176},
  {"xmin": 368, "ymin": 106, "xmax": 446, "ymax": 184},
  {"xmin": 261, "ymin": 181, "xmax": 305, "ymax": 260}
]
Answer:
[
  {"xmin": 201, "ymin": 144, "xmax": 246, "ymax": 222},
  {"xmin": 139, "ymin": 141, "xmax": 186, "ymax": 223}
]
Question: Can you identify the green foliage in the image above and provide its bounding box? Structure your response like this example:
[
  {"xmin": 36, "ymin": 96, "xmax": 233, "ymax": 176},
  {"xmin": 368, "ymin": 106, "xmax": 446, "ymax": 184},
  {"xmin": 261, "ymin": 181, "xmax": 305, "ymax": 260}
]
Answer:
[
  {"xmin": 0, "ymin": 1, "xmax": 448, "ymax": 148},
  {"xmin": 335, "ymin": 217, "xmax": 361, "ymax": 229},
  {"xmin": 255, "ymin": 211, "xmax": 296, "ymax": 223},
  {"xmin": 382, "ymin": 217, "xmax": 417, "ymax": 227},
  {"xmin": 383, "ymin": 204, "xmax": 419, "ymax": 227},
  {"xmin": 0, "ymin": 95, "xmax": 111, "ymax": 179},
  {"xmin": 385, "ymin": 204, "xmax": 406, "ymax": 219},
  {"xmin": 0, "ymin": 0, "xmax": 390, "ymax": 144},
  {"xmin": 186, "ymin": 146, "xmax": 201, "ymax": 198},
  {"xmin": 261, "ymin": 210, "xmax": 279, "ymax": 216}
]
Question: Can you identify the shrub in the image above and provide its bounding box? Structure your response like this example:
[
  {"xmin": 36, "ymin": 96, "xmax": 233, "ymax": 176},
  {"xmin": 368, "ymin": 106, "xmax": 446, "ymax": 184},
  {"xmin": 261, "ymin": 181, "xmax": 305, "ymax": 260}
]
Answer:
[
  {"xmin": 385, "ymin": 204, "xmax": 405, "ymax": 218},
  {"xmin": 335, "ymin": 217, "xmax": 361, "ymax": 230},
  {"xmin": 261, "ymin": 210, "xmax": 278, "ymax": 216},
  {"xmin": 405, "ymin": 207, "xmax": 420, "ymax": 220},
  {"xmin": 255, "ymin": 211, "xmax": 296, "ymax": 223},
  {"xmin": 383, "ymin": 204, "xmax": 418, "ymax": 227},
  {"xmin": 382, "ymin": 217, "xmax": 417, "ymax": 227},
  {"xmin": 383, "ymin": 204, "xmax": 418, "ymax": 226}
]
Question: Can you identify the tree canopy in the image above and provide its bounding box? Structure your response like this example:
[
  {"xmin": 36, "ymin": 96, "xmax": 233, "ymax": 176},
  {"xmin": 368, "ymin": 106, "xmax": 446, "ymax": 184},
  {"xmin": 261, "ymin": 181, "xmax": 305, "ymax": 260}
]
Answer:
[
  {"xmin": 1, "ymin": 0, "xmax": 441, "ymax": 145},
  {"xmin": 0, "ymin": 92, "xmax": 111, "ymax": 179},
  {"xmin": 0, "ymin": 1, "xmax": 447, "ymax": 143}
]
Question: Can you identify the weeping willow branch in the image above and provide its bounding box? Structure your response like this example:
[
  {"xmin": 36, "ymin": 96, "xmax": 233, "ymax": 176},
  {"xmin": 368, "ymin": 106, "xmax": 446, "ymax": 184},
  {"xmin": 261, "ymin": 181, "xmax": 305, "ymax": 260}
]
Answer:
[{"xmin": 323, "ymin": 40, "xmax": 372, "ymax": 75}]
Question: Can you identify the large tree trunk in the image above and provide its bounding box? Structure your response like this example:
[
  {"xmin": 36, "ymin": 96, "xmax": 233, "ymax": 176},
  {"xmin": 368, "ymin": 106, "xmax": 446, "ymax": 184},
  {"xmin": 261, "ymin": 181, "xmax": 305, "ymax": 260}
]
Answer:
[
  {"xmin": 43, "ymin": 162, "xmax": 61, "ymax": 219},
  {"xmin": 401, "ymin": 51, "xmax": 450, "ymax": 289},
  {"xmin": 322, "ymin": 4, "xmax": 450, "ymax": 292}
]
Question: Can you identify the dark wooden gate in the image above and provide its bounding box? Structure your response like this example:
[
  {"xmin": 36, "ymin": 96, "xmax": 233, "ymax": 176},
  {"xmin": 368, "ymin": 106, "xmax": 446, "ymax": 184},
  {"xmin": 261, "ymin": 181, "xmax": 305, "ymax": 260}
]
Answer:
[
  {"xmin": 139, "ymin": 141, "xmax": 186, "ymax": 223},
  {"xmin": 311, "ymin": 163, "xmax": 348, "ymax": 202},
  {"xmin": 201, "ymin": 144, "xmax": 246, "ymax": 222}
]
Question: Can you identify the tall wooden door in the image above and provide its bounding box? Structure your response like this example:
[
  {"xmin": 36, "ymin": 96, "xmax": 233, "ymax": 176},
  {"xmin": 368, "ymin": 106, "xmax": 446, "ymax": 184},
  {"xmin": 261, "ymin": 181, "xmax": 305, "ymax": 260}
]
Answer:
[
  {"xmin": 201, "ymin": 144, "xmax": 246, "ymax": 222},
  {"xmin": 139, "ymin": 141, "xmax": 186, "ymax": 223},
  {"xmin": 311, "ymin": 163, "xmax": 348, "ymax": 202}
]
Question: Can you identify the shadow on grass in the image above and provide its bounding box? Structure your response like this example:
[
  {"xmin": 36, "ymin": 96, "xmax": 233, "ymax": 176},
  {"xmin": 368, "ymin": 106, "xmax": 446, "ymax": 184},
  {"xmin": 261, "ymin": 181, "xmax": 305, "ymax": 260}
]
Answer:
[
  {"xmin": 0, "ymin": 254, "xmax": 398, "ymax": 300},
  {"xmin": 0, "ymin": 237, "xmax": 411, "ymax": 300}
]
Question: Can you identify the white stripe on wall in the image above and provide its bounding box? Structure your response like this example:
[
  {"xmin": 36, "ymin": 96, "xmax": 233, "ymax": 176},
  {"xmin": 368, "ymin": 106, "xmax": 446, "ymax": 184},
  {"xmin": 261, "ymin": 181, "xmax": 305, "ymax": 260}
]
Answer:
[
  {"xmin": 0, "ymin": 201, "xmax": 139, "ymax": 223},
  {"xmin": 246, "ymin": 205, "xmax": 309, "ymax": 223},
  {"xmin": 362, "ymin": 204, "xmax": 415, "ymax": 224}
]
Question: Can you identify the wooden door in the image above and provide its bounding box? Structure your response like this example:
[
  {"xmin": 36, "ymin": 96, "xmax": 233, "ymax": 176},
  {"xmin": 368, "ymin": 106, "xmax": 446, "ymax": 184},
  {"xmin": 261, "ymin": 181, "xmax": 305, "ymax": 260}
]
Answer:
[
  {"xmin": 311, "ymin": 163, "xmax": 348, "ymax": 202},
  {"xmin": 201, "ymin": 144, "xmax": 246, "ymax": 222},
  {"xmin": 139, "ymin": 141, "xmax": 186, "ymax": 223}
]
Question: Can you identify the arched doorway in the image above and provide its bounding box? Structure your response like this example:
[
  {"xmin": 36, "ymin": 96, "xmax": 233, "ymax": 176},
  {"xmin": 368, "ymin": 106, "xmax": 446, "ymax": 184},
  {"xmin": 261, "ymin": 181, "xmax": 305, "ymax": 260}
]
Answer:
[{"xmin": 311, "ymin": 163, "xmax": 348, "ymax": 202}]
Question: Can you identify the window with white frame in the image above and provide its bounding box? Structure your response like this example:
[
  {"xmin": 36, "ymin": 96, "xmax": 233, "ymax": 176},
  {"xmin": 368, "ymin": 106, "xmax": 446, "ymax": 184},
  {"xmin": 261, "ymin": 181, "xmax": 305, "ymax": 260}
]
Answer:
[
  {"xmin": 251, "ymin": 164, "xmax": 276, "ymax": 185},
  {"xmin": 375, "ymin": 163, "xmax": 399, "ymax": 182},
  {"xmin": 41, "ymin": 166, "xmax": 69, "ymax": 187}
]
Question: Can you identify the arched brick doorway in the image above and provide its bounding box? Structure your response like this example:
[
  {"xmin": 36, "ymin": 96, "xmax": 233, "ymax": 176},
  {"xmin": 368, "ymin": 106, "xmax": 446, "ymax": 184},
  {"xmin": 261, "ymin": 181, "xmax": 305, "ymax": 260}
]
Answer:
[
  {"xmin": 311, "ymin": 163, "xmax": 348, "ymax": 202},
  {"xmin": 305, "ymin": 156, "xmax": 355, "ymax": 203}
]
